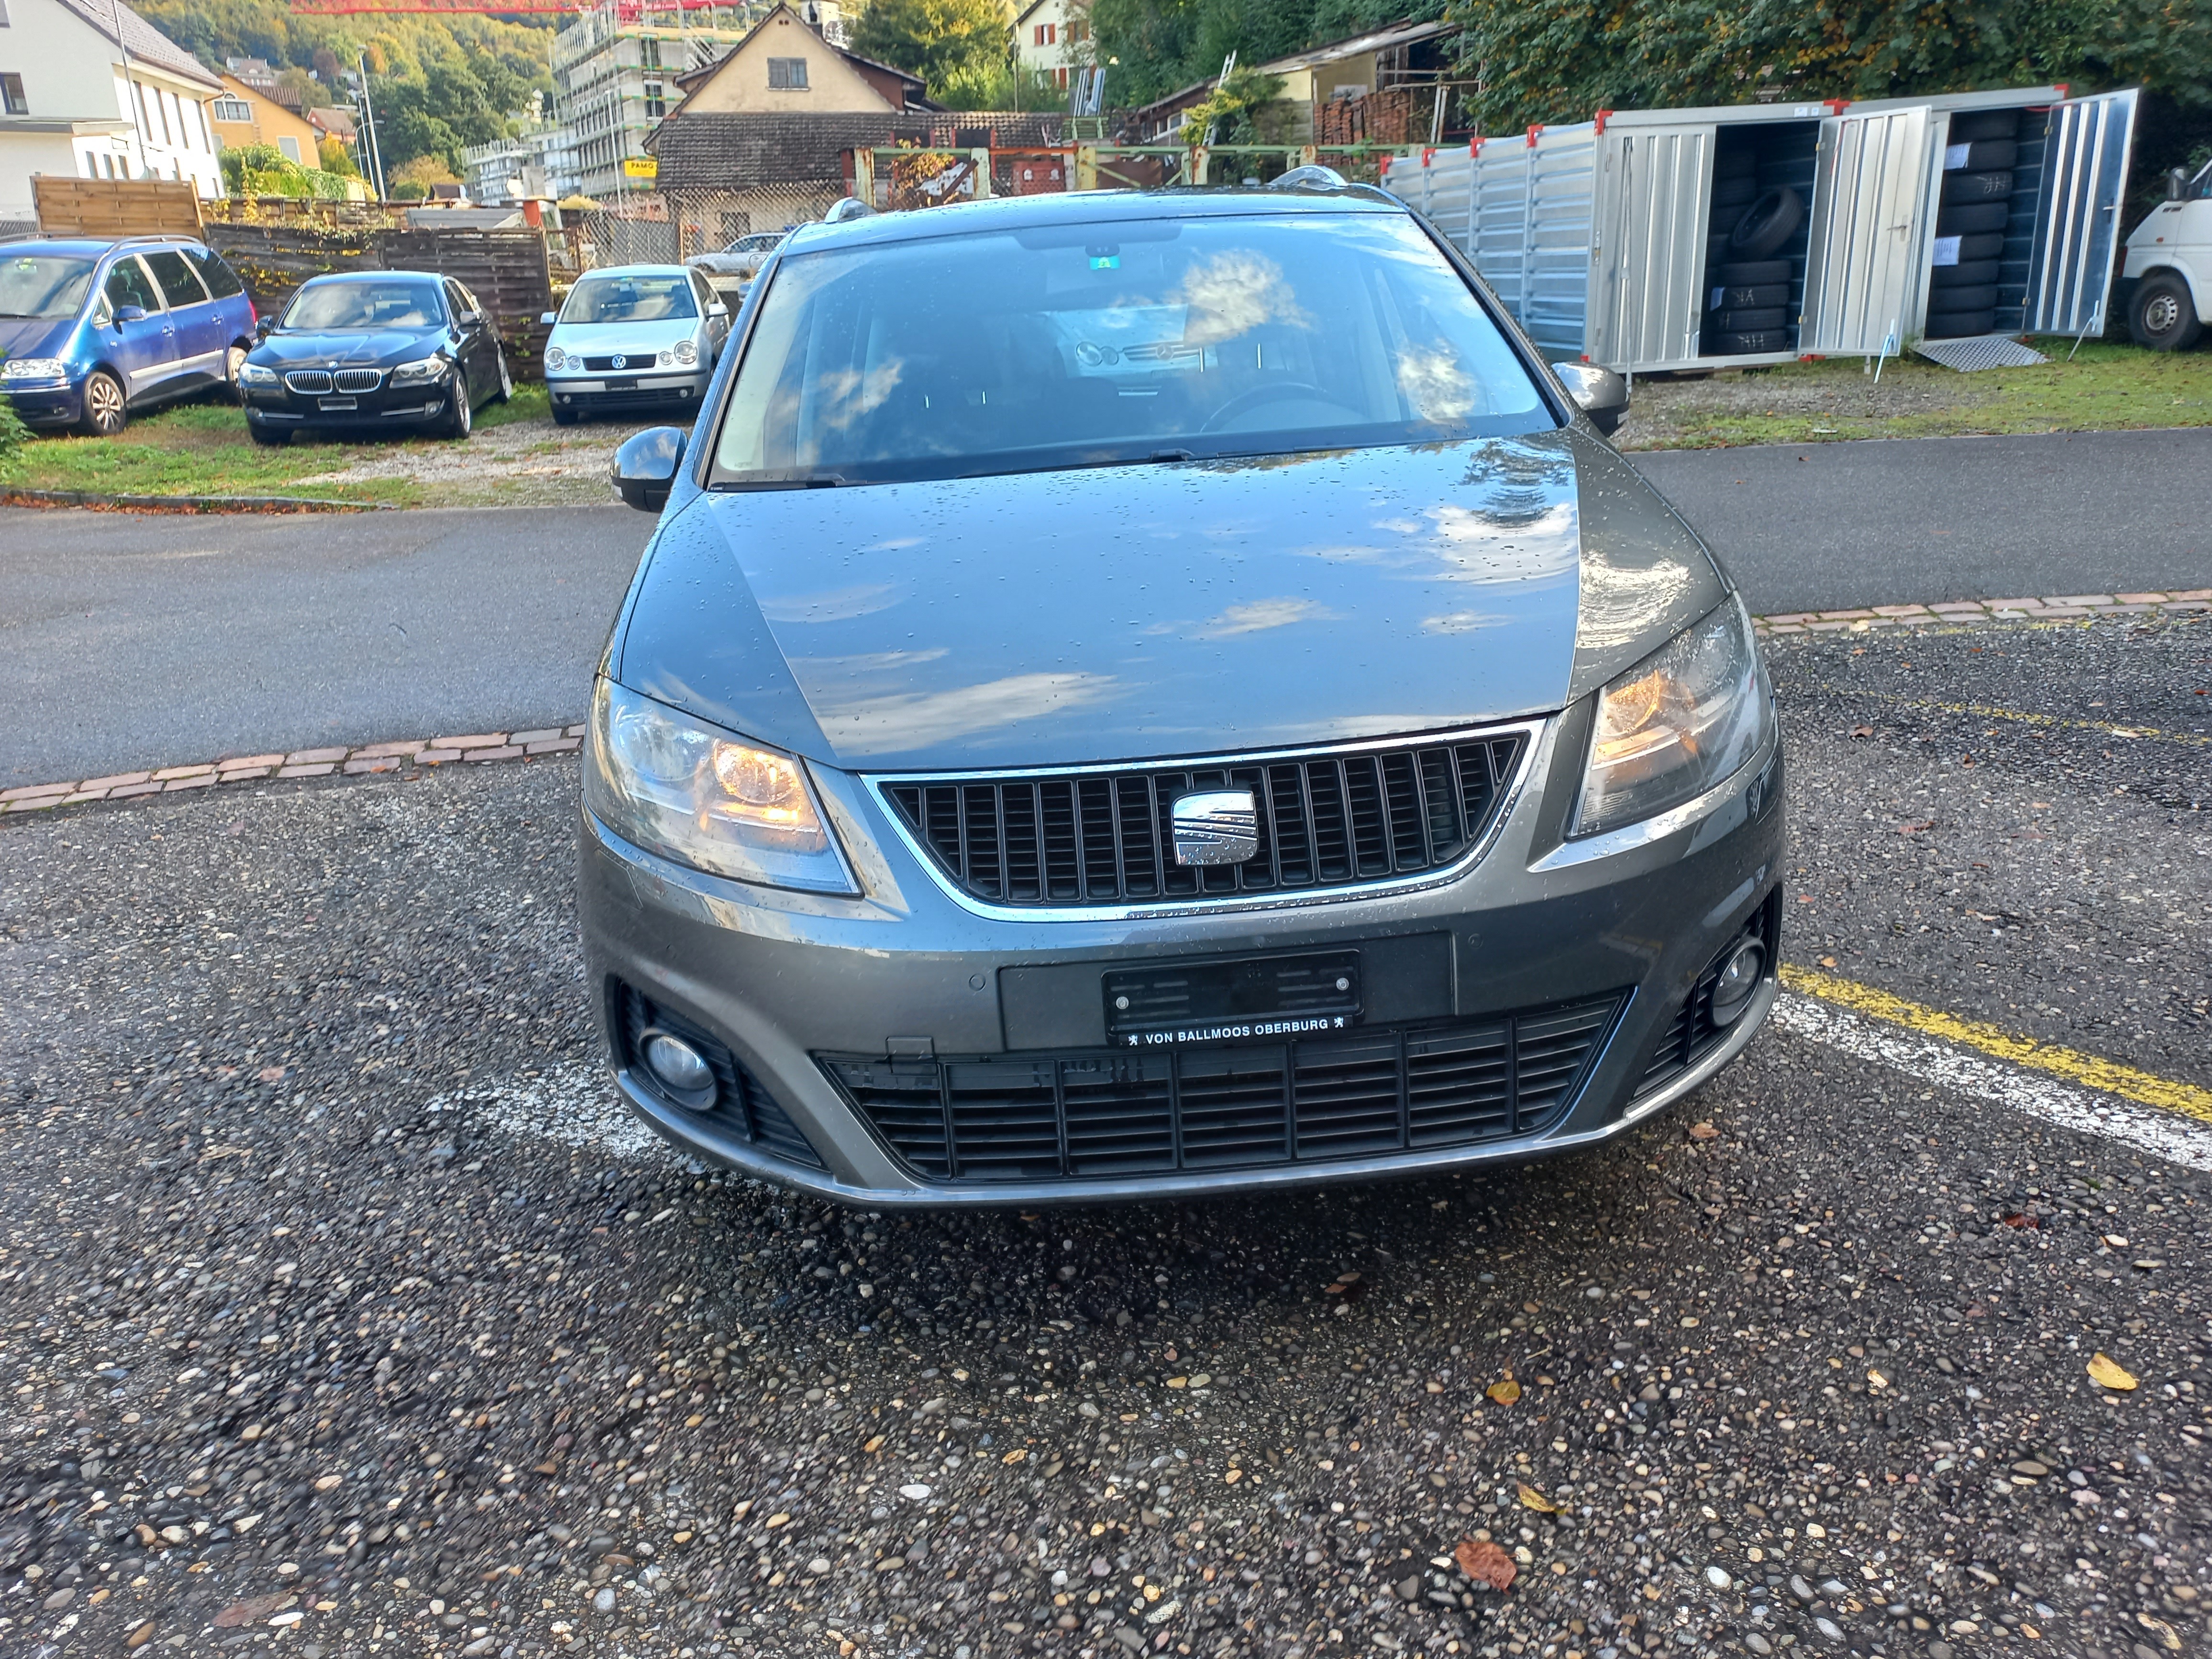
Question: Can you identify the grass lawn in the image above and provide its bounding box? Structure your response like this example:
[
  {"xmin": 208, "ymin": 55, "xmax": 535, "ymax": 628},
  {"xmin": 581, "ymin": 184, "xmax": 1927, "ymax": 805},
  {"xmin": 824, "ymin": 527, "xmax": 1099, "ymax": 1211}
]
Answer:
[
  {"xmin": 0, "ymin": 385, "xmax": 554, "ymax": 508},
  {"xmin": 1617, "ymin": 339, "xmax": 2212, "ymax": 450}
]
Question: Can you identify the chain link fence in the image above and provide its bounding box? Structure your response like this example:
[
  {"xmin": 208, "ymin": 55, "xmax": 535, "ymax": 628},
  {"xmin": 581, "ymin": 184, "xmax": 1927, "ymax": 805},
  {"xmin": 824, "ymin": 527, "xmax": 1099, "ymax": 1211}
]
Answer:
[{"xmin": 661, "ymin": 184, "xmax": 844, "ymax": 257}]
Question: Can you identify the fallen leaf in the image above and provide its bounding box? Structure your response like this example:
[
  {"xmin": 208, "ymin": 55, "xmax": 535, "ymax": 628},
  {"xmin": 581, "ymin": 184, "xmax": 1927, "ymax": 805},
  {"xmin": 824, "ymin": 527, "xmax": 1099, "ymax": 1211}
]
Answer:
[
  {"xmin": 1896, "ymin": 818, "xmax": 1936, "ymax": 834},
  {"xmin": 862, "ymin": 1435, "xmax": 884, "ymax": 1454},
  {"xmin": 1818, "ymin": 956, "xmax": 1837, "ymax": 968},
  {"xmin": 2002, "ymin": 1213, "xmax": 2039, "ymax": 1228},
  {"xmin": 1002, "ymin": 1448, "xmax": 1028, "ymax": 1465},
  {"xmin": 213, "ymin": 1594, "xmax": 294, "ymax": 1629},
  {"xmin": 1515, "ymin": 1481, "xmax": 1559, "ymax": 1514},
  {"xmin": 257, "ymin": 1066, "xmax": 286, "ymax": 1083},
  {"xmin": 2087, "ymin": 1353, "xmax": 2138, "ymax": 1392},
  {"xmin": 1486, "ymin": 1377, "xmax": 1521, "ymax": 1406},
  {"xmin": 1848, "ymin": 726, "xmax": 1874, "ymax": 738},
  {"xmin": 1687, "ymin": 1122, "xmax": 1719, "ymax": 1141},
  {"xmin": 1454, "ymin": 1537, "xmax": 1517, "ymax": 1593}
]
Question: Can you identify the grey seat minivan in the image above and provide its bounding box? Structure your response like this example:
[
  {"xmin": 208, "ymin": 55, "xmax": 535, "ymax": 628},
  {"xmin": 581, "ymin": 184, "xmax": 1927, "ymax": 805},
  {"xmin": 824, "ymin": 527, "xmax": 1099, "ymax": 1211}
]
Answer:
[{"xmin": 583, "ymin": 177, "xmax": 1784, "ymax": 1207}]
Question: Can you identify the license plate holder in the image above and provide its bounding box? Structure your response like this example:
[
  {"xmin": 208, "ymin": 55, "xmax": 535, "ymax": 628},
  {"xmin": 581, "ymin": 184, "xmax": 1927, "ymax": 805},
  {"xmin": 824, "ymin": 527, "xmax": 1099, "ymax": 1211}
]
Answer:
[
  {"xmin": 1104, "ymin": 951, "xmax": 1362, "ymax": 1049},
  {"xmin": 318, "ymin": 395, "xmax": 358, "ymax": 411},
  {"xmin": 606, "ymin": 376, "xmax": 639, "ymax": 390}
]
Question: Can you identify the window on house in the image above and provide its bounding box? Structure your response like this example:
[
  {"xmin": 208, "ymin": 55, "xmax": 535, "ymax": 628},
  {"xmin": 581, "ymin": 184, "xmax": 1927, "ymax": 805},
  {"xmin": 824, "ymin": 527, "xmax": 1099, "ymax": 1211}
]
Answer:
[
  {"xmin": 2, "ymin": 72, "xmax": 27, "ymax": 115},
  {"xmin": 767, "ymin": 57, "xmax": 807, "ymax": 89},
  {"xmin": 643, "ymin": 82, "xmax": 665, "ymax": 118},
  {"xmin": 1068, "ymin": 20, "xmax": 1087, "ymax": 43},
  {"xmin": 212, "ymin": 96, "xmax": 253, "ymax": 122},
  {"xmin": 277, "ymin": 134, "xmax": 301, "ymax": 163},
  {"xmin": 641, "ymin": 36, "xmax": 661, "ymax": 69},
  {"xmin": 1054, "ymin": 66, "xmax": 1069, "ymax": 88}
]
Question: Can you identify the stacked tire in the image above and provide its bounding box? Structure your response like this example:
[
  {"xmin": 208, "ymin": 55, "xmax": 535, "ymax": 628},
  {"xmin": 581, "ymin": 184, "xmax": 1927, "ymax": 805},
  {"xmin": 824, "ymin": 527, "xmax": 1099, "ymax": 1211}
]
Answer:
[
  {"xmin": 1705, "ymin": 150, "xmax": 1802, "ymax": 355},
  {"xmin": 1926, "ymin": 109, "xmax": 2019, "ymax": 339}
]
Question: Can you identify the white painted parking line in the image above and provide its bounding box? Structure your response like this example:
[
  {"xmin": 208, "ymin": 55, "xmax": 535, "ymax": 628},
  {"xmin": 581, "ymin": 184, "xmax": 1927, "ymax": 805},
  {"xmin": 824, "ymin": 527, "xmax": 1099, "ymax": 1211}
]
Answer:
[{"xmin": 1773, "ymin": 993, "xmax": 2212, "ymax": 1174}]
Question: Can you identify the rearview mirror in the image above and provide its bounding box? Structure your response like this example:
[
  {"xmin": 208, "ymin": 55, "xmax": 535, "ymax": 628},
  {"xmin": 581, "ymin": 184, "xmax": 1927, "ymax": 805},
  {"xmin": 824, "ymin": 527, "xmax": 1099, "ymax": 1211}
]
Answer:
[
  {"xmin": 114, "ymin": 304, "xmax": 147, "ymax": 324},
  {"xmin": 1552, "ymin": 362, "xmax": 1630, "ymax": 437},
  {"xmin": 611, "ymin": 425, "xmax": 687, "ymax": 512}
]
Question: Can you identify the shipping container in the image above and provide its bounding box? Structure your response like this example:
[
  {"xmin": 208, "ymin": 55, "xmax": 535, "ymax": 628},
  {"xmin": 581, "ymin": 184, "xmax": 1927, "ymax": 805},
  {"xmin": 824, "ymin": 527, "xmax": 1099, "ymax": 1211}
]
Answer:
[{"xmin": 1385, "ymin": 85, "xmax": 2137, "ymax": 373}]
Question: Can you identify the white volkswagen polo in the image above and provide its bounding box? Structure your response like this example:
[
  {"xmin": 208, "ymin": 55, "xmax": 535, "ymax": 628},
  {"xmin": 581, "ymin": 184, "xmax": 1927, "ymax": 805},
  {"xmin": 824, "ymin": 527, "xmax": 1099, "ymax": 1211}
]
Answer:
[{"xmin": 541, "ymin": 264, "xmax": 730, "ymax": 426}]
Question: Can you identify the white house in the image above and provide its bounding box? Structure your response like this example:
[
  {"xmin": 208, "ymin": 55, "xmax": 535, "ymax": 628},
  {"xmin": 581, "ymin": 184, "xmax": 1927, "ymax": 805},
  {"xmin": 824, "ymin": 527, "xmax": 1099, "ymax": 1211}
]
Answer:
[
  {"xmin": 1011, "ymin": 0, "xmax": 1090, "ymax": 92},
  {"xmin": 0, "ymin": 0, "xmax": 226, "ymax": 226}
]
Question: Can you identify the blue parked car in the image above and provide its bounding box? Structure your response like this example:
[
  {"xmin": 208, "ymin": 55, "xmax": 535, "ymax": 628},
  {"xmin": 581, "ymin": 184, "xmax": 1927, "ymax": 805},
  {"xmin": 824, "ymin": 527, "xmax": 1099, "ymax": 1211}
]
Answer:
[{"xmin": 0, "ymin": 236, "xmax": 258, "ymax": 436}]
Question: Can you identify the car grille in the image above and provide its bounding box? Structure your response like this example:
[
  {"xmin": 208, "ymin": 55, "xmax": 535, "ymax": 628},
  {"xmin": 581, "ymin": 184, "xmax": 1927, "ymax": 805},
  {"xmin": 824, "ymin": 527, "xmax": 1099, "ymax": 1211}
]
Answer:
[
  {"xmin": 879, "ymin": 731, "xmax": 1528, "ymax": 910},
  {"xmin": 582, "ymin": 354, "xmax": 663, "ymax": 372},
  {"xmin": 284, "ymin": 370, "xmax": 333, "ymax": 394},
  {"xmin": 334, "ymin": 368, "xmax": 383, "ymax": 392},
  {"xmin": 822, "ymin": 994, "xmax": 1622, "ymax": 1184},
  {"xmin": 1634, "ymin": 894, "xmax": 1780, "ymax": 1098},
  {"xmin": 613, "ymin": 983, "xmax": 822, "ymax": 1167}
]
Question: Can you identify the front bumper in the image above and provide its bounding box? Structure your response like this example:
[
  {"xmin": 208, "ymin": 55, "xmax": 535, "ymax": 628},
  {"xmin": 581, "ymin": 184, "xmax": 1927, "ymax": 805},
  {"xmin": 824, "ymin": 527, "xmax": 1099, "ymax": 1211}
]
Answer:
[
  {"xmin": 549, "ymin": 371, "xmax": 712, "ymax": 415},
  {"xmin": 244, "ymin": 387, "xmax": 448, "ymax": 430},
  {"xmin": 5, "ymin": 380, "xmax": 84, "ymax": 427},
  {"xmin": 580, "ymin": 709, "xmax": 1785, "ymax": 1207}
]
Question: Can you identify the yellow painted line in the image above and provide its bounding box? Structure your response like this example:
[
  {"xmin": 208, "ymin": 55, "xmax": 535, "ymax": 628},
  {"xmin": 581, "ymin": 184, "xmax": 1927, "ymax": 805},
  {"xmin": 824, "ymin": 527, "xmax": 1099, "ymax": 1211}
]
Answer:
[
  {"xmin": 1815, "ymin": 686, "xmax": 2212, "ymax": 748},
  {"xmin": 1780, "ymin": 966, "xmax": 2212, "ymax": 1126}
]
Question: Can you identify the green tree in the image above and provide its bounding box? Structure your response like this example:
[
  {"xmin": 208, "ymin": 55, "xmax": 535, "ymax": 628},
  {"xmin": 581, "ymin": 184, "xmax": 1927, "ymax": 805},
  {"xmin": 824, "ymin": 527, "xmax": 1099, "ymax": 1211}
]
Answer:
[
  {"xmin": 1087, "ymin": 0, "xmax": 1440, "ymax": 106},
  {"xmin": 848, "ymin": 0, "xmax": 1012, "ymax": 91},
  {"xmin": 1441, "ymin": 0, "xmax": 2212, "ymax": 133},
  {"xmin": 318, "ymin": 134, "xmax": 360, "ymax": 176}
]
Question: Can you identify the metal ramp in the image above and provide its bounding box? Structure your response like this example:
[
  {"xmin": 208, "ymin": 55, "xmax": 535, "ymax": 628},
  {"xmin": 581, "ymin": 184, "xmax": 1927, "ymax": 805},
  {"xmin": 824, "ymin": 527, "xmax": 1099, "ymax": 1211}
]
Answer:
[{"xmin": 1910, "ymin": 334, "xmax": 2050, "ymax": 372}]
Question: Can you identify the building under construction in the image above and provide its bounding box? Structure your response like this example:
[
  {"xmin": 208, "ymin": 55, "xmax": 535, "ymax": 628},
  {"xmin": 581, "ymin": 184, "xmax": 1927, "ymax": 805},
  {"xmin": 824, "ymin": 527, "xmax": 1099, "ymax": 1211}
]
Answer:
[{"xmin": 552, "ymin": 0, "xmax": 766, "ymax": 199}]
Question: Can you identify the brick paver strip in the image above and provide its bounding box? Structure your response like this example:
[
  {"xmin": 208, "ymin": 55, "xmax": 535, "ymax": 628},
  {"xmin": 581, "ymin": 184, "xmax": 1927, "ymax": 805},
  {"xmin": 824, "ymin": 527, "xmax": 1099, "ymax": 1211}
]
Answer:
[{"xmin": 4, "ymin": 589, "xmax": 2201, "ymax": 815}]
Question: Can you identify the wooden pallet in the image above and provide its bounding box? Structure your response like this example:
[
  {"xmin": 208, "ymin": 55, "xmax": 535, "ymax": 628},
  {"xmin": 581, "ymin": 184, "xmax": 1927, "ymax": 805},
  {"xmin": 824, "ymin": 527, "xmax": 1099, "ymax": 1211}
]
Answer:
[{"xmin": 33, "ymin": 177, "xmax": 204, "ymax": 239}]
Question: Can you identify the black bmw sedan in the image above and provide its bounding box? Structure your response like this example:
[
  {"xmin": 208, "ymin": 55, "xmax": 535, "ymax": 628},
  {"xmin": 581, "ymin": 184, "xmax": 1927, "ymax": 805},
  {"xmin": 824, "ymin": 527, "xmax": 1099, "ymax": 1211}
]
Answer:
[
  {"xmin": 238, "ymin": 271, "xmax": 510, "ymax": 444},
  {"xmin": 581, "ymin": 175, "xmax": 1784, "ymax": 1208}
]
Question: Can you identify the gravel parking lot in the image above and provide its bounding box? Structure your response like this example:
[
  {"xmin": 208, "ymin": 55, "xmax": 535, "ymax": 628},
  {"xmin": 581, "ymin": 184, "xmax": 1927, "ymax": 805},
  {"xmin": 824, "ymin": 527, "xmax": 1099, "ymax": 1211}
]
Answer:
[{"xmin": 1, "ymin": 615, "xmax": 2206, "ymax": 1659}]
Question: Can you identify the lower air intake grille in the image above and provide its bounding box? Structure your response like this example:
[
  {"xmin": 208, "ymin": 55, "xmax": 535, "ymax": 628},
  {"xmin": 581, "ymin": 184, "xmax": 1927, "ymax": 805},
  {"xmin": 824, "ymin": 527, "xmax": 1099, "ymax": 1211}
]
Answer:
[
  {"xmin": 878, "ymin": 730, "xmax": 1528, "ymax": 910},
  {"xmin": 615, "ymin": 983, "xmax": 822, "ymax": 1167},
  {"xmin": 822, "ymin": 995, "xmax": 1623, "ymax": 1184},
  {"xmin": 1635, "ymin": 893, "xmax": 1781, "ymax": 1098}
]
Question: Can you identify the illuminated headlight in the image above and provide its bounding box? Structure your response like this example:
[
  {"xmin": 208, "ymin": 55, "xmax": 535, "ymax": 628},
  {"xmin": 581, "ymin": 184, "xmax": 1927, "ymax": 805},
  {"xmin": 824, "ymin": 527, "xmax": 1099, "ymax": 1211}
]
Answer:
[
  {"xmin": 674, "ymin": 338, "xmax": 698, "ymax": 366},
  {"xmin": 545, "ymin": 344, "xmax": 566, "ymax": 371},
  {"xmin": 238, "ymin": 362, "xmax": 279, "ymax": 387},
  {"xmin": 656, "ymin": 348, "xmax": 674, "ymax": 367},
  {"xmin": 388, "ymin": 355, "xmax": 449, "ymax": 386},
  {"xmin": 1, "ymin": 357, "xmax": 67, "ymax": 380},
  {"xmin": 585, "ymin": 679, "xmax": 858, "ymax": 894},
  {"xmin": 1573, "ymin": 597, "xmax": 1769, "ymax": 837}
]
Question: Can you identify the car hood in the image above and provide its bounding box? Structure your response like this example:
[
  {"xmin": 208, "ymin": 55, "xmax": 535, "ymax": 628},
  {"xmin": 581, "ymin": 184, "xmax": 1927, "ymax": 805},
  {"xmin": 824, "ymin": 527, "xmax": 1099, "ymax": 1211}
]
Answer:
[
  {"xmin": 0, "ymin": 316, "xmax": 69, "ymax": 360},
  {"xmin": 551, "ymin": 318, "xmax": 701, "ymax": 352},
  {"xmin": 613, "ymin": 431, "xmax": 1727, "ymax": 773},
  {"xmin": 249, "ymin": 328, "xmax": 446, "ymax": 369}
]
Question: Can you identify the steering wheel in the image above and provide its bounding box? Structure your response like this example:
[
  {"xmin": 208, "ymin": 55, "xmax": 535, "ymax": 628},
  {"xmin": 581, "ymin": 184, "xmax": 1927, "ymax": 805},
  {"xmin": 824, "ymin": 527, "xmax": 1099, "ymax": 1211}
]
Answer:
[{"xmin": 1200, "ymin": 381, "xmax": 1364, "ymax": 433}]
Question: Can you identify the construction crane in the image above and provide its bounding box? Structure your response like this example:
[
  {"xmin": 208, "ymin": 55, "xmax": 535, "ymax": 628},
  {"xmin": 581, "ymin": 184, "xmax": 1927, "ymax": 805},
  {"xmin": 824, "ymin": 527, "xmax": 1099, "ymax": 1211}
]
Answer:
[{"xmin": 287, "ymin": 0, "xmax": 726, "ymax": 16}]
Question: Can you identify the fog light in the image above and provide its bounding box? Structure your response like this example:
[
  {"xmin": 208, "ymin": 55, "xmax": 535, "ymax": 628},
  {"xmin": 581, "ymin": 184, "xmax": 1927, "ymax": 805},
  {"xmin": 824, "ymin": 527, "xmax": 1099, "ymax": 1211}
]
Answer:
[
  {"xmin": 1709, "ymin": 940, "xmax": 1766, "ymax": 1027},
  {"xmin": 641, "ymin": 1031, "xmax": 716, "ymax": 1108}
]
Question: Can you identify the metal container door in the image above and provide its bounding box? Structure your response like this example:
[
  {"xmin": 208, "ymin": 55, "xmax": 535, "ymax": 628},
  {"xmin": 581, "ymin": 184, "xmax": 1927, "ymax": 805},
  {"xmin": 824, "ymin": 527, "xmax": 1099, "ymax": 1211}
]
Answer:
[
  {"xmin": 2025, "ymin": 88, "xmax": 2139, "ymax": 334},
  {"xmin": 1521, "ymin": 125, "xmax": 1596, "ymax": 362},
  {"xmin": 1587, "ymin": 124, "xmax": 1714, "ymax": 371},
  {"xmin": 1803, "ymin": 106, "xmax": 1933, "ymax": 354}
]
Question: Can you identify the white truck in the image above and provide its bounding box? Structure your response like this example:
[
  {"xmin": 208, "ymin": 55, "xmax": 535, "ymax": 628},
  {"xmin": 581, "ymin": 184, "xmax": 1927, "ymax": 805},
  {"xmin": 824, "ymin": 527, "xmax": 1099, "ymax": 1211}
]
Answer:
[{"xmin": 2123, "ymin": 158, "xmax": 2212, "ymax": 350}]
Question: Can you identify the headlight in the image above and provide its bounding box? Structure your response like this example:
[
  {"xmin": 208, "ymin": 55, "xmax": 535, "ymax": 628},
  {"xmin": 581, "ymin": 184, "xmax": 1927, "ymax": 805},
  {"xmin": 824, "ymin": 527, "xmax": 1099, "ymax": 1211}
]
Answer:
[
  {"xmin": 2, "ymin": 357, "xmax": 66, "ymax": 380},
  {"xmin": 585, "ymin": 679, "xmax": 858, "ymax": 894},
  {"xmin": 674, "ymin": 338, "xmax": 698, "ymax": 366},
  {"xmin": 238, "ymin": 362, "xmax": 279, "ymax": 386},
  {"xmin": 545, "ymin": 345, "xmax": 566, "ymax": 371},
  {"xmin": 1574, "ymin": 597, "xmax": 1768, "ymax": 837},
  {"xmin": 388, "ymin": 355, "xmax": 449, "ymax": 386}
]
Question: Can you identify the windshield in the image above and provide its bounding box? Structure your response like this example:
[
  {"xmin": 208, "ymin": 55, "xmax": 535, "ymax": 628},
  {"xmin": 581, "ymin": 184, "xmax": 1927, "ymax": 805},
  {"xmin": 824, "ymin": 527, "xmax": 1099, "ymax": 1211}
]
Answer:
[
  {"xmin": 0, "ymin": 254, "xmax": 97, "ymax": 320},
  {"xmin": 563, "ymin": 273, "xmax": 698, "ymax": 324},
  {"xmin": 709, "ymin": 211, "xmax": 1551, "ymax": 488},
  {"xmin": 281, "ymin": 280, "xmax": 444, "ymax": 331}
]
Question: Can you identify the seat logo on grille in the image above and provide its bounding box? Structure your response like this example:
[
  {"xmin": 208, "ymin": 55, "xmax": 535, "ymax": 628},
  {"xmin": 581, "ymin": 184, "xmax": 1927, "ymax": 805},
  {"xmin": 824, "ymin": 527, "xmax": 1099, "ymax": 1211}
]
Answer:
[{"xmin": 1171, "ymin": 789, "xmax": 1258, "ymax": 866}]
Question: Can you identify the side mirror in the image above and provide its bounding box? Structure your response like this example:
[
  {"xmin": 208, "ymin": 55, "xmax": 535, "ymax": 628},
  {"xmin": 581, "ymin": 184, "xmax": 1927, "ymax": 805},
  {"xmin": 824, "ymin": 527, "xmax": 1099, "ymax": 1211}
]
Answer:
[
  {"xmin": 611, "ymin": 424, "xmax": 687, "ymax": 512},
  {"xmin": 708, "ymin": 300, "xmax": 728, "ymax": 318},
  {"xmin": 540, "ymin": 309, "xmax": 558, "ymax": 325},
  {"xmin": 2171, "ymin": 167, "xmax": 2190, "ymax": 202},
  {"xmin": 114, "ymin": 304, "xmax": 147, "ymax": 324},
  {"xmin": 1552, "ymin": 361, "xmax": 1630, "ymax": 437},
  {"xmin": 255, "ymin": 316, "xmax": 273, "ymax": 339}
]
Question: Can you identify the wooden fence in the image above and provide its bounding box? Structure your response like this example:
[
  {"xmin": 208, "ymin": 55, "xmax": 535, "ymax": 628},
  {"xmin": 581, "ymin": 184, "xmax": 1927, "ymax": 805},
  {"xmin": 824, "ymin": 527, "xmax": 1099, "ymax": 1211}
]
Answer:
[{"xmin": 33, "ymin": 177, "xmax": 204, "ymax": 239}]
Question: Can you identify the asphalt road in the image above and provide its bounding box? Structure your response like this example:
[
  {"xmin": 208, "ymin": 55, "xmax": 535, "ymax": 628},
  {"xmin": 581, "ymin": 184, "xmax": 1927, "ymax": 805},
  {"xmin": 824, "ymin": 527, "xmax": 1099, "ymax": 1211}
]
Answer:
[
  {"xmin": 6, "ymin": 427, "xmax": 2211, "ymax": 787},
  {"xmin": 1, "ymin": 613, "xmax": 2205, "ymax": 1659},
  {"xmin": 1632, "ymin": 428, "xmax": 2212, "ymax": 612},
  {"xmin": 0, "ymin": 504, "xmax": 647, "ymax": 790}
]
